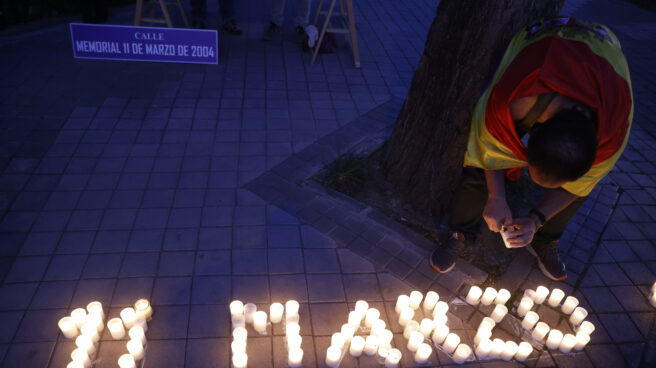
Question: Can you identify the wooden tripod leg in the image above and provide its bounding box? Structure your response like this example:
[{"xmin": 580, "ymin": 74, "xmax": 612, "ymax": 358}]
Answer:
[
  {"xmin": 311, "ymin": 0, "xmax": 337, "ymax": 65},
  {"xmin": 135, "ymin": 0, "xmax": 143, "ymax": 25},
  {"xmin": 346, "ymin": 0, "xmax": 360, "ymax": 67},
  {"xmin": 159, "ymin": 0, "xmax": 173, "ymax": 27}
]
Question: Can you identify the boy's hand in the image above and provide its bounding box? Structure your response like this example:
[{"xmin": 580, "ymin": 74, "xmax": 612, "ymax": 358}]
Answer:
[
  {"xmin": 504, "ymin": 217, "xmax": 537, "ymax": 247},
  {"xmin": 483, "ymin": 196, "xmax": 512, "ymax": 232}
]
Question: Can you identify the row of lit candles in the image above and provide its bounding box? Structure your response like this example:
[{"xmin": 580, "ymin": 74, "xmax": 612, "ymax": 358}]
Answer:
[
  {"xmin": 57, "ymin": 299, "xmax": 153, "ymax": 368},
  {"xmin": 230, "ymin": 300, "xmax": 303, "ymax": 368},
  {"xmin": 466, "ymin": 285, "xmax": 594, "ymax": 361}
]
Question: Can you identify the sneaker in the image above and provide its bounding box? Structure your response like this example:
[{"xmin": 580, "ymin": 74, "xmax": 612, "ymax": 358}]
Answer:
[
  {"xmin": 262, "ymin": 22, "xmax": 281, "ymax": 41},
  {"xmin": 430, "ymin": 232, "xmax": 465, "ymax": 273},
  {"xmin": 526, "ymin": 241, "xmax": 567, "ymax": 281},
  {"xmin": 222, "ymin": 19, "xmax": 243, "ymax": 35},
  {"xmin": 305, "ymin": 25, "xmax": 319, "ymax": 48}
]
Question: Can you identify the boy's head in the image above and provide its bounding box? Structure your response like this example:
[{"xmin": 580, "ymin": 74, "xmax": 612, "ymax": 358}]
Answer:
[{"xmin": 527, "ymin": 109, "xmax": 598, "ymax": 189}]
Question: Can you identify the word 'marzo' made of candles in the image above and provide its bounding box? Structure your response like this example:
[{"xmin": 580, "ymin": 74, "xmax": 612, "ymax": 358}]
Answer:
[
  {"xmin": 58, "ymin": 299, "xmax": 153, "ymax": 368},
  {"xmin": 466, "ymin": 285, "xmax": 594, "ymax": 363}
]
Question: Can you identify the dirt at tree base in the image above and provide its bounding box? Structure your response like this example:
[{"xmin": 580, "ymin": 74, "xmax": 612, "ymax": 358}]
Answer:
[{"xmin": 315, "ymin": 148, "xmax": 545, "ymax": 281}]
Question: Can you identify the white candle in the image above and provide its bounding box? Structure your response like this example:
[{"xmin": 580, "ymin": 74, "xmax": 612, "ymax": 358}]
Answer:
[
  {"xmin": 407, "ymin": 331, "xmax": 424, "ymax": 353},
  {"xmin": 480, "ymin": 287, "xmax": 497, "ymax": 306},
  {"xmin": 395, "ymin": 295, "xmax": 410, "ymax": 314},
  {"xmin": 371, "ymin": 319, "xmax": 386, "ymax": 337},
  {"xmin": 71, "ymin": 308, "xmax": 87, "ymax": 329},
  {"xmin": 364, "ymin": 308, "xmax": 380, "ymax": 328},
  {"xmin": 287, "ymin": 334, "xmax": 302, "ymax": 351},
  {"xmin": 67, "ymin": 362, "xmax": 85, "ymax": 368},
  {"xmin": 547, "ymin": 288, "xmax": 565, "ymax": 307},
  {"xmin": 350, "ymin": 336, "xmax": 365, "ymax": 357},
  {"xmin": 414, "ymin": 343, "xmax": 432, "ymax": 364},
  {"xmin": 232, "ymin": 314, "xmax": 246, "ymax": 329},
  {"xmin": 475, "ymin": 338, "xmax": 492, "ymax": 360},
  {"xmin": 87, "ymin": 314, "xmax": 104, "ymax": 333},
  {"xmin": 574, "ymin": 331, "xmax": 590, "ymax": 350},
  {"xmin": 419, "ymin": 318, "xmax": 435, "ymax": 338},
  {"xmin": 120, "ymin": 308, "xmax": 136, "ymax": 330},
  {"xmin": 326, "ymin": 346, "xmax": 341, "ymax": 367},
  {"xmin": 465, "ymin": 286, "xmax": 482, "ymax": 305},
  {"xmin": 453, "ymin": 344, "xmax": 472, "ymax": 364},
  {"xmin": 409, "ymin": 291, "xmax": 423, "ymax": 310},
  {"xmin": 569, "ymin": 307, "xmax": 588, "ymax": 326},
  {"xmin": 651, "ymin": 293, "xmax": 656, "ymax": 308},
  {"xmin": 559, "ymin": 333, "xmax": 576, "ymax": 353},
  {"xmin": 398, "ymin": 307, "xmax": 414, "ymax": 327},
  {"xmin": 433, "ymin": 301, "xmax": 449, "ymax": 316},
  {"xmin": 546, "ymin": 329, "xmax": 563, "ymax": 350},
  {"xmin": 423, "ymin": 291, "xmax": 439, "ymax": 314},
  {"xmin": 364, "ymin": 335, "xmax": 380, "ymax": 356},
  {"xmin": 578, "ymin": 321, "xmax": 595, "ymax": 335},
  {"xmin": 80, "ymin": 323, "xmax": 99, "ymax": 342},
  {"xmin": 253, "ymin": 311, "xmax": 267, "ymax": 334},
  {"xmin": 133, "ymin": 299, "xmax": 152, "ymax": 321},
  {"xmin": 652, "ymin": 282, "xmax": 656, "ymax": 295},
  {"xmin": 269, "ymin": 302, "xmax": 284, "ymax": 324},
  {"xmin": 521, "ymin": 311, "xmax": 539, "ymax": 330},
  {"xmin": 561, "ymin": 296, "xmax": 579, "ymax": 314},
  {"xmin": 379, "ymin": 329, "xmax": 394, "ymax": 347},
  {"xmin": 534, "ymin": 286, "xmax": 549, "ymax": 304},
  {"xmin": 118, "ymin": 354, "xmax": 136, "ymax": 368},
  {"xmin": 502, "ymin": 342, "xmax": 519, "ymax": 361},
  {"xmin": 490, "ymin": 338, "xmax": 505, "ymax": 360},
  {"xmin": 288, "ymin": 348, "xmax": 303, "ymax": 368},
  {"xmin": 86, "ymin": 301, "xmax": 104, "ymax": 320},
  {"xmin": 385, "ymin": 348, "xmax": 402, "ymax": 368},
  {"xmin": 517, "ymin": 296, "xmax": 534, "ymax": 317},
  {"xmin": 340, "ymin": 324, "xmax": 355, "ymax": 343},
  {"xmin": 331, "ymin": 332, "xmax": 345, "ymax": 349},
  {"xmin": 432, "ymin": 324, "xmax": 449, "ymax": 346},
  {"xmin": 285, "ymin": 322, "xmax": 300, "ymax": 337},
  {"xmin": 404, "ymin": 320, "xmax": 420, "ymax": 339},
  {"xmin": 479, "ymin": 317, "xmax": 495, "ymax": 331},
  {"xmin": 433, "ymin": 313, "xmax": 448, "ymax": 327},
  {"xmin": 348, "ymin": 311, "xmax": 362, "ymax": 328},
  {"xmin": 355, "ymin": 300, "xmax": 369, "ymax": 317},
  {"xmin": 286, "ymin": 300, "xmax": 299, "ymax": 320},
  {"xmin": 128, "ymin": 326, "xmax": 146, "ymax": 346},
  {"xmin": 233, "ymin": 327, "xmax": 247, "ymax": 341},
  {"xmin": 515, "ymin": 341, "xmax": 533, "ymax": 362},
  {"xmin": 491, "ymin": 304, "xmax": 508, "ymax": 323},
  {"xmin": 494, "ymin": 289, "xmax": 511, "ymax": 305},
  {"xmin": 107, "ymin": 318, "xmax": 125, "ymax": 340},
  {"xmin": 524, "ymin": 289, "xmax": 536, "ymax": 300},
  {"xmin": 59, "ymin": 317, "xmax": 78, "ymax": 339},
  {"xmin": 70, "ymin": 349, "xmax": 90, "ymax": 367},
  {"xmin": 230, "ymin": 300, "xmax": 244, "ymax": 317},
  {"xmin": 232, "ymin": 353, "xmax": 248, "ymax": 368},
  {"xmin": 443, "ymin": 333, "xmax": 460, "ymax": 354},
  {"xmin": 75, "ymin": 335, "xmax": 95, "ymax": 356},
  {"xmin": 473, "ymin": 329, "xmax": 491, "ymax": 346},
  {"xmin": 531, "ymin": 322, "xmax": 550, "ymax": 341},
  {"xmin": 127, "ymin": 339, "xmax": 145, "ymax": 360},
  {"xmin": 244, "ymin": 303, "xmax": 257, "ymax": 324}
]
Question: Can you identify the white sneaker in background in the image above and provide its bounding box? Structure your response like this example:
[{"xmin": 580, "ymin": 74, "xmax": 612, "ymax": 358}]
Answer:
[{"xmin": 304, "ymin": 25, "xmax": 318, "ymax": 48}]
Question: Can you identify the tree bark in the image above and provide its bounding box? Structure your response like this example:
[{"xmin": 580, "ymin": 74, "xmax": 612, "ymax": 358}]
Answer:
[{"xmin": 382, "ymin": 0, "xmax": 564, "ymax": 216}]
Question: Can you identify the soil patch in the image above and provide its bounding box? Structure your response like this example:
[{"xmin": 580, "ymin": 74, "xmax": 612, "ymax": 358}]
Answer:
[{"xmin": 314, "ymin": 147, "xmax": 545, "ymax": 281}]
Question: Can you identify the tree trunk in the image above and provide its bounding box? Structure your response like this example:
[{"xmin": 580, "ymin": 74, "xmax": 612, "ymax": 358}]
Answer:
[{"xmin": 382, "ymin": 0, "xmax": 564, "ymax": 216}]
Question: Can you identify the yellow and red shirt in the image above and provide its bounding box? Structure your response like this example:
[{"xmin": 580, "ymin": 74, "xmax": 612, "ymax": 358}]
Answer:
[{"xmin": 464, "ymin": 17, "xmax": 633, "ymax": 197}]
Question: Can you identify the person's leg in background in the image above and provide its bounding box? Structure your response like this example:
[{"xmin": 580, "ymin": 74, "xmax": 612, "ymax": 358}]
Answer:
[
  {"xmin": 527, "ymin": 196, "xmax": 585, "ymax": 281},
  {"xmin": 263, "ymin": 0, "xmax": 286, "ymax": 40},
  {"xmin": 431, "ymin": 167, "xmax": 489, "ymax": 273},
  {"xmin": 190, "ymin": 0, "xmax": 207, "ymax": 28},
  {"xmin": 294, "ymin": 0, "xmax": 311, "ymax": 28},
  {"xmin": 219, "ymin": 0, "xmax": 242, "ymax": 35}
]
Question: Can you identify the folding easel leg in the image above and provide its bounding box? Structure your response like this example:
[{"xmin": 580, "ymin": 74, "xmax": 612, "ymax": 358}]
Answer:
[
  {"xmin": 135, "ymin": 0, "xmax": 143, "ymax": 25},
  {"xmin": 313, "ymin": 0, "xmax": 325, "ymax": 25},
  {"xmin": 159, "ymin": 0, "xmax": 173, "ymax": 27},
  {"xmin": 311, "ymin": 0, "xmax": 337, "ymax": 65},
  {"xmin": 176, "ymin": 0, "xmax": 190, "ymax": 28},
  {"xmin": 346, "ymin": 0, "xmax": 360, "ymax": 67}
]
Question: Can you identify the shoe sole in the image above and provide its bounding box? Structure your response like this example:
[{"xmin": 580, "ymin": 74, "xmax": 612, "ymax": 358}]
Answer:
[
  {"xmin": 429, "ymin": 248, "xmax": 456, "ymax": 274},
  {"xmin": 526, "ymin": 245, "xmax": 566, "ymax": 281}
]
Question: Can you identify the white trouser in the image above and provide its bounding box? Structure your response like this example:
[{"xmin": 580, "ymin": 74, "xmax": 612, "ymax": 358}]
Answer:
[{"xmin": 271, "ymin": 0, "xmax": 311, "ymax": 27}]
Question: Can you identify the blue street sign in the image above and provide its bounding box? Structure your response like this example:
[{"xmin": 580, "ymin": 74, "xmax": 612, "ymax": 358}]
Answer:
[{"xmin": 69, "ymin": 23, "xmax": 218, "ymax": 64}]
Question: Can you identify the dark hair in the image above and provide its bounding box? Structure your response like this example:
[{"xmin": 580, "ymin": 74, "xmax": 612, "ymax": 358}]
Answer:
[{"xmin": 527, "ymin": 109, "xmax": 597, "ymax": 182}]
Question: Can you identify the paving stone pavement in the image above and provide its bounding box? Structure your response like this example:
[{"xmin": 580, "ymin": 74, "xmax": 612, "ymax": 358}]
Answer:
[{"xmin": 0, "ymin": 0, "xmax": 655, "ymax": 367}]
